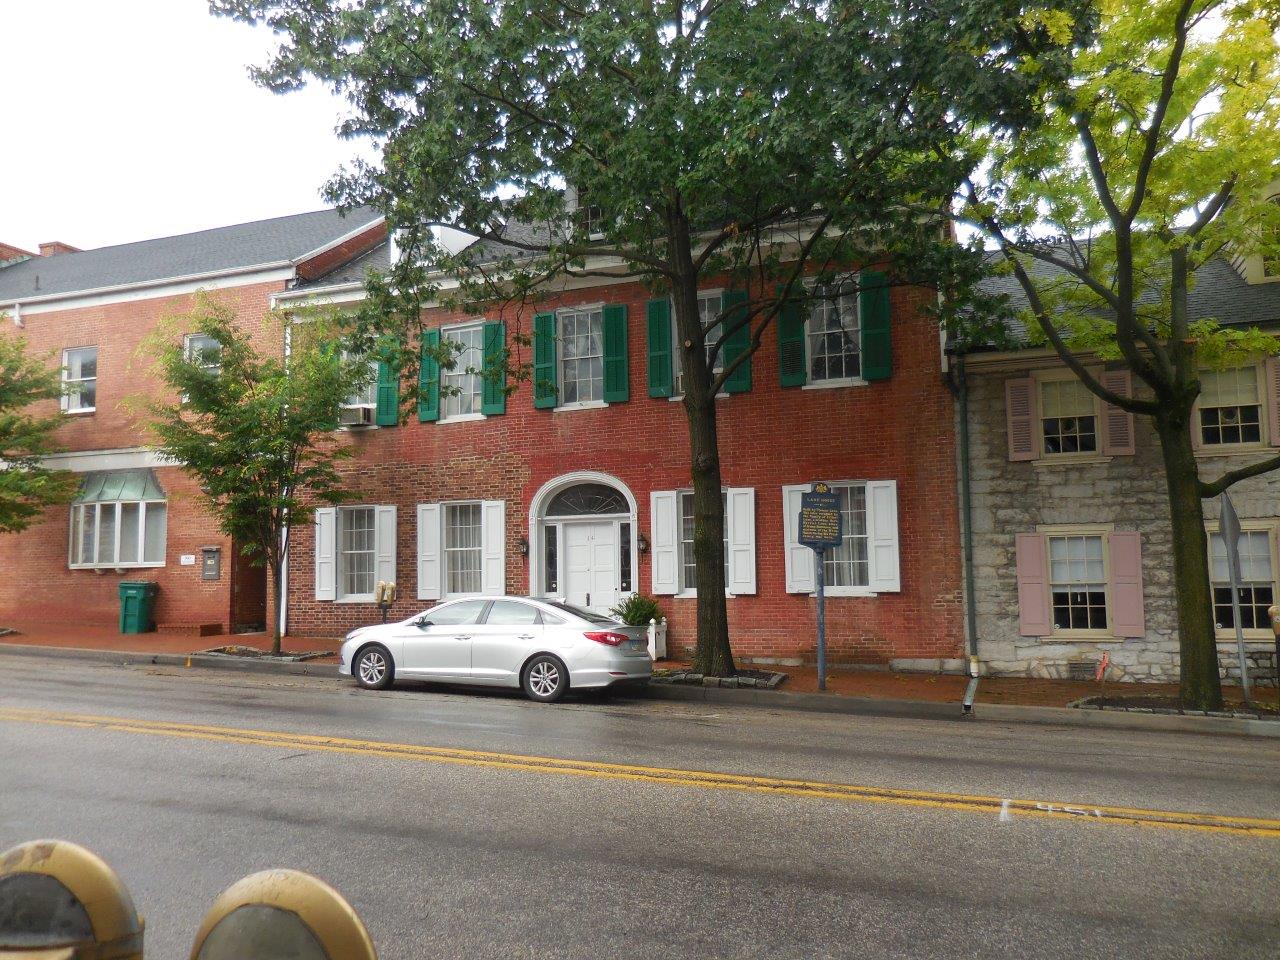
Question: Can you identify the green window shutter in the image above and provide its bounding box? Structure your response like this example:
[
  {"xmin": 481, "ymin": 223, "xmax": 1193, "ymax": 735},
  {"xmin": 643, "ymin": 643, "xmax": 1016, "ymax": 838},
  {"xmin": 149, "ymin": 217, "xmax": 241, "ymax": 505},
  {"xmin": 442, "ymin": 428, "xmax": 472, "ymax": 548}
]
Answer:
[
  {"xmin": 375, "ymin": 338, "xmax": 400, "ymax": 426},
  {"xmin": 602, "ymin": 304, "xmax": 630, "ymax": 403},
  {"xmin": 720, "ymin": 289, "xmax": 751, "ymax": 394},
  {"xmin": 777, "ymin": 285, "xmax": 807, "ymax": 388},
  {"xmin": 646, "ymin": 299, "xmax": 673, "ymax": 398},
  {"xmin": 480, "ymin": 321, "xmax": 507, "ymax": 416},
  {"xmin": 860, "ymin": 270, "xmax": 892, "ymax": 381},
  {"xmin": 418, "ymin": 328, "xmax": 440, "ymax": 422},
  {"xmin": 320, "ymin": 341, "xmax": 340, "ymax": 431},
  {"xmin": 533, "ymin": 312, "xmax": 558, "ymax": 409}
]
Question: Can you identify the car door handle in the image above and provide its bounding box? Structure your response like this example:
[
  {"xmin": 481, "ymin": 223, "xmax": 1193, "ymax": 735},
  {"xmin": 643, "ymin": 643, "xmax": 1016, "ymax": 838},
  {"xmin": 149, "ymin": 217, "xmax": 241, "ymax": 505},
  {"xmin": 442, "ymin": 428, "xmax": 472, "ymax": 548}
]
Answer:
[
  {"xmin": 455, "ymin": 635, "xmax": 471, "ymax": 641},
  {"xmin": 517, "ymin": 634, "xmax": 535, "ymax": 640}
]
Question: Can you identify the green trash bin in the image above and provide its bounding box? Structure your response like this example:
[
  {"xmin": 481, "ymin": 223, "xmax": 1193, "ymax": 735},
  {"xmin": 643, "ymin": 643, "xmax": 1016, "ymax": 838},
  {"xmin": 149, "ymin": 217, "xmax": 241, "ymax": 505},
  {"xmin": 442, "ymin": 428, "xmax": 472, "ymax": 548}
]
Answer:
[{"xmin": 118, "ymin": 581, "xmax": 159, "ymax": 634}]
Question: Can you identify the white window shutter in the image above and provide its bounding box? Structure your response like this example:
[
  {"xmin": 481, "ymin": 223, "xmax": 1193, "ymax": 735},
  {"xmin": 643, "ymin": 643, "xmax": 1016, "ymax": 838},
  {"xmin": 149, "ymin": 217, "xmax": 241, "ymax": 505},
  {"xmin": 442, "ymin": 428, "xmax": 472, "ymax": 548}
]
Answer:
[
  {"xmin": 866, "ymin": 480, "xmax": 901, "ymax": 592},
  {"xmin": 481, "ymin": 500, "xmax": 506, "ymax": 596},
  {"xmin": 374, "ymin": 505, "xmax": 397, "ymax": 589},
  {"xmin": 726, "ymin": 487, "xmax": 757, "ymax": 595},
  {"xmin": 417, "ymin": 503, "xmax": 442, "ymax": 600},
  {"xmin": 782, "ymin": 485, "xmax": 815, "ymax": 594},
  {"xmin": 314, "ymin": 507, "xmax": 336, "ymax": 601},
  {"xmin": 650, "ymin": 491, "xmax": 679, "ymax": 595}
]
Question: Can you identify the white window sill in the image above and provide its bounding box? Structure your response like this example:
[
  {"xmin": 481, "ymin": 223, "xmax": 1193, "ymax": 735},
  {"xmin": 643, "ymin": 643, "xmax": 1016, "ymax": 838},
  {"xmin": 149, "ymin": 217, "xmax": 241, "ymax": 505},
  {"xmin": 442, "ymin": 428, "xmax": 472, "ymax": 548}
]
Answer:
[
  {"xmin": 673, "ymin": 590, "xmax": 735, "ymax": 599},
  {"xmin": 439, "ymin": 412, "xmax": 486, "ymax": 425},
  {"xmin": 1194, "ymin": 444, "xmax": 1274, "ymax": 459},
  {"xmin": 1032, "ymin": 454, "xmax": 1113, "ymax": 468},
  {"xmin": 802, "ymin": 378, "xmax": 867, "ymax": 391},
  {"xmin": 668, "ymin": 393, "xmax": 729, "ymax": 402},
  {"xmin": 555, "ymin": 400, "xmax": 608, "ymax": 413},
  {"xmin": 1043, "ymin": 631, "xmax": 1117, "ymax": 642},
  {"xmin": 335, "ymin": 595, "xmax": 376, "ymax": 604},
  {"xmin": 63, "ymin": 408, "xmax": 96, "ymax": 416},
  {"xmin": 809, "ymin": 588, "xmax": 879, "ymax": 598},
  {"xmin": 1214, "ymin": 632, "xmax": 1276, "ymax": 644},
  {"xmin": 69, "ymin": 562, "xmax": 165, "ymax": 571}
]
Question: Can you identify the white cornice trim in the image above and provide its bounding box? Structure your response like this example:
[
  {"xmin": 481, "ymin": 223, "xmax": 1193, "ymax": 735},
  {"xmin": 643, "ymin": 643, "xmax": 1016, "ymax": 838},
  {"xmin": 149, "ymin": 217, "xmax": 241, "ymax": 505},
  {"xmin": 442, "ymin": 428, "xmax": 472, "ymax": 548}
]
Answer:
[{"xmin": 7, "ymin": 265, "xmax": 295, "ymax": 316}]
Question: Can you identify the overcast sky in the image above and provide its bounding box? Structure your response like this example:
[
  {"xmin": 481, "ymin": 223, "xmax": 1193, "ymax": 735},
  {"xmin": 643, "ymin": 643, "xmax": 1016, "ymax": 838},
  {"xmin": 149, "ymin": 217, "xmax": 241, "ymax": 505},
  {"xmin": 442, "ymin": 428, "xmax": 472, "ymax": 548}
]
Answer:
[{"xmin": 1, "ymin": 0, "xmax": 371, "ymax": 253}]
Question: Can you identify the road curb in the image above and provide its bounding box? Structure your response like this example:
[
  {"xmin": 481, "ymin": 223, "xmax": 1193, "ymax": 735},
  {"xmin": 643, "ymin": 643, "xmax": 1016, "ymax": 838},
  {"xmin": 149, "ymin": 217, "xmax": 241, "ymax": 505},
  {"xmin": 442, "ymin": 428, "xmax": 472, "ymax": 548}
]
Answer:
[{"xmin": 2, "ymin": 641, "xmax": 1276, "ymax": 738}]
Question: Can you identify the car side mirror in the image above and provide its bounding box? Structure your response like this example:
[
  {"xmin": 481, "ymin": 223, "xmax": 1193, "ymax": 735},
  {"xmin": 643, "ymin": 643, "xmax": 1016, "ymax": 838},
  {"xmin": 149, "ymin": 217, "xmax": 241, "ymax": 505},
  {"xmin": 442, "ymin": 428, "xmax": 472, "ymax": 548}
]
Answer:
[{"xmin": 414, "ymin": 617, "xmax": 432, "ymax": 629}]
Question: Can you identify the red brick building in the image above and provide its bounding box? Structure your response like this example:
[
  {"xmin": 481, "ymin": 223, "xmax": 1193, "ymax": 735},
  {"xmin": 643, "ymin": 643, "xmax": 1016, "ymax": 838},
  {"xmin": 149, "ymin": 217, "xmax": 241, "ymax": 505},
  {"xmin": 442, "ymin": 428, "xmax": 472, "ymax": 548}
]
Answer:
[
  {"xmin": 0, "ymin": 209, "xmax": 384, "ymax": 634},
  {"xmin": 279, "ymin": 238, "xmax": 965, "ymax": 667}
]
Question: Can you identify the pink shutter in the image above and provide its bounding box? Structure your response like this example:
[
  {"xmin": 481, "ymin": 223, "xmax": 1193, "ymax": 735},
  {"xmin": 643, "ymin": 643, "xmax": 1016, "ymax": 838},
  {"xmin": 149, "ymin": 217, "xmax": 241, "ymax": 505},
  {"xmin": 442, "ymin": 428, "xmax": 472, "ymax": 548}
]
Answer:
[
  {"xmin": 1109, "ymin": 531, "xmax": 1146, "ymax": 638},
  {"xmin": 1014, "ymin": 533, "xmax": 1052, "ymax": 637},
  {"xmin": 1099, "ymin": 370, "xmax": 1135, "ymax": 456},
  {"xmin": 1266, "ymin": 357, "xmax": 1280, "ymax": 447},
  {"xmin": 1005, "ymin": 378, "xmax": 1037, "ymax": 461}
]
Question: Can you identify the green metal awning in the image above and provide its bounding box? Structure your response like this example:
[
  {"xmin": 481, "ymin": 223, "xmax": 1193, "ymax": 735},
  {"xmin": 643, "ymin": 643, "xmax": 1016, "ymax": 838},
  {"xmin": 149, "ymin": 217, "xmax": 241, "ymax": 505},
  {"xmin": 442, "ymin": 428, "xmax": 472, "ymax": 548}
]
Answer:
[{"xmin": 73, "ymin": 469, "xmax": 166, "ymax": 503}]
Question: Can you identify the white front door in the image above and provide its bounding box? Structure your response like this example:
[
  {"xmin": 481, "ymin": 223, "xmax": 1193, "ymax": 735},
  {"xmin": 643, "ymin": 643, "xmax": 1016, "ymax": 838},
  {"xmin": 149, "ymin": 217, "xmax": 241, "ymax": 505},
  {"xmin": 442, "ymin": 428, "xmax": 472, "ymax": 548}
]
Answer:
[{"xmin": 562, "ymin": 521, "xmax": 620, "ymax": 614}]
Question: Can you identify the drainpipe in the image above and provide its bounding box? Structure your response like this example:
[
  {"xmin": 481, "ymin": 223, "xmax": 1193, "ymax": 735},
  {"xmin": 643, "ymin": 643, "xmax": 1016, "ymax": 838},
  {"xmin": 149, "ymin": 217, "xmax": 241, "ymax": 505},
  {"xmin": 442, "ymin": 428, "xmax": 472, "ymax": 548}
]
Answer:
[{"xmin": 946, "ymin": 351, "xmax": 982, "ymax": 711}]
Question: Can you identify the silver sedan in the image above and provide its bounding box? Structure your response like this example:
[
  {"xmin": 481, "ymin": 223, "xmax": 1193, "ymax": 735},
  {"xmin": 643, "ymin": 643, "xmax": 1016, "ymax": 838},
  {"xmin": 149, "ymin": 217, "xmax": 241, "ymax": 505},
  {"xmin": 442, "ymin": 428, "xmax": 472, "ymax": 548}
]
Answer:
[{"xmin": 338, "ymin": 596, "xmax": 653, "ymax": 702}]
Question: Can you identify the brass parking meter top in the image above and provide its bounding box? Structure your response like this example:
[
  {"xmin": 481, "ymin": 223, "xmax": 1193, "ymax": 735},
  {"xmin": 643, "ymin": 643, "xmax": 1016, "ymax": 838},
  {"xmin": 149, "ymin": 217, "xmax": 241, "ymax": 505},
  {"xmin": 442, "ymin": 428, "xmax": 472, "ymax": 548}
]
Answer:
[
  {"xmin": 0, "ymin": 840, "xmax": 143, "ymax": 960},
  {"xmin": 189, "ymin": 869, "xmax": 376, "ymax": 960}
]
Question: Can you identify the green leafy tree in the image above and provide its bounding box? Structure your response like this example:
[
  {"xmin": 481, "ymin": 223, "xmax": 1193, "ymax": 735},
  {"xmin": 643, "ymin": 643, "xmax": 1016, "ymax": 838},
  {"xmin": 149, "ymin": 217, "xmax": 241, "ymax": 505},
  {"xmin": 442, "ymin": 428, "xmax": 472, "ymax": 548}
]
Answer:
[
  {"xmin": 954, "ymin": 0, "xmax": 1280, "ymax": 708},
  {"xmin": 145, "ymin": 296, "xmax": 364, "ymax": 655},
  {"xmin": 0, "ymin": 334, "xmax": 78, "ymax": 531},
  {"xmin": 213, "ymin": 0, "xmax": 1084, "ymax": 674}
]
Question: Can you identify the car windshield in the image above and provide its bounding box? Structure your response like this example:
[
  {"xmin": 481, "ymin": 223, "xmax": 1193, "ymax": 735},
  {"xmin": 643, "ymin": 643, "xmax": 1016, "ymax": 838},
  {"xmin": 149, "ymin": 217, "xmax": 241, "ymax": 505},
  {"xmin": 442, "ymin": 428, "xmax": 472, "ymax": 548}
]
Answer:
[{"xmin": 546, "ymin": 601, "xmax": 617, "ymax": 625}]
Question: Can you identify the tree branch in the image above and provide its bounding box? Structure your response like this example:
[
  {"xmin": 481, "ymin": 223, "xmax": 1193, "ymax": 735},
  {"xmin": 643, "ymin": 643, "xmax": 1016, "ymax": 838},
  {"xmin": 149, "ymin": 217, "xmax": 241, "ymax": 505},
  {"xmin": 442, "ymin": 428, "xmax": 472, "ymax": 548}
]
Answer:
[{"xmin": 1200, "ymin": 451, "xmax": 1280, "ymax": 498}]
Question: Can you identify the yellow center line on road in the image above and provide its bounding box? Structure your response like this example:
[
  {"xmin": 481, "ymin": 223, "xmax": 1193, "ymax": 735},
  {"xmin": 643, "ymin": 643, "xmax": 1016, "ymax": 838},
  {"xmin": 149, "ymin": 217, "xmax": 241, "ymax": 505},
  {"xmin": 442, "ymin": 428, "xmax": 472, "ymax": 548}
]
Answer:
[{"xmin": 3, "ymin": 706, "xmax": 1277, "ymax": 838}]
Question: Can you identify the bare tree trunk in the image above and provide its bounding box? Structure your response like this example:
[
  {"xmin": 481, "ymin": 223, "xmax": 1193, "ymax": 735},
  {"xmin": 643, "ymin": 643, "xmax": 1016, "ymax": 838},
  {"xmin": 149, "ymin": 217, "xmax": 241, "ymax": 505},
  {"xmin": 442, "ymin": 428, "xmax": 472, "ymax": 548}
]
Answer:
[
  {"xmin": 672, "ymin": 277, "xmax": 735, "ymax": 677},
  {"xmin": 1155, "ymin": 412, "xmax": 1224, "ymax": 711}
]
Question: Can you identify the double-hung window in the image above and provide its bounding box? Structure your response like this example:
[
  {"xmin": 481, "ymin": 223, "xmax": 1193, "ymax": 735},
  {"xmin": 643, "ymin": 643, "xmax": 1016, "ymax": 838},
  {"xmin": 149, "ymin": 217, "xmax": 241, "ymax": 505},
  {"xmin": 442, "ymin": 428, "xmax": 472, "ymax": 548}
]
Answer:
[
  {"xmin": 440, "ymin": 323, "xmax": 484, "ymax": 420},
  {"xmin": 444, "ymin": 502, "xmax": 483, "ymax": 595},
  {"xmin": 1047, "ymin": 534, "xmax": 1108, "ymax": 631},
  {"xmin": 1040, "ymin": 379, "xmax": 1098, "ymax": 455},
  {"xmin": 185, "ymin": 334, "xmax": 222, "ymax": 374},
  {"xmin": 69, "ymin": 471, "xmax": 167, "ymax": 569},
  {"xmin": 677, "ymin": 491, "xmax": 729, "ymax": 593},
  {"xmin": 782, "ymin": 481, "xmax": 900, "ymax": 595},
  {"xmin": 1210, "ymin": 528, "xmax": 1276, "ymax": 632},
  {"xmin": 823, "ymin": 483, "xmax": 871, "ymax": 588},
  {"xmin": 672, "ymin": 291, "xmax": 725, "ymax": 395},
  {"xmin": 313, "ymin": 505, "xmax": 397, "ymax": 602},
  {"xmin": 558, "ymin": 307, "xmax": 605, "ymax": 405},
  {"xmin": 806, "ymin": 284, "xmax": 860, "ymax": 384},
  {"xmin": 339, "ymin": 350, "xmax": 379, "ymax": 427},
  {"xmin": 1198, "ymin": 367, "xmax": 1263, "ymax": 447},
  {"xmin": 61, "ymin": 346, "xmax": 97, "ymax": 413},
  {"xmin": 416, "ymin": 500, "xmax": 506, "ymax": 600},
  {"xmin": 338, "ymin": 507, "xmax": 377, "ymax": 600}
]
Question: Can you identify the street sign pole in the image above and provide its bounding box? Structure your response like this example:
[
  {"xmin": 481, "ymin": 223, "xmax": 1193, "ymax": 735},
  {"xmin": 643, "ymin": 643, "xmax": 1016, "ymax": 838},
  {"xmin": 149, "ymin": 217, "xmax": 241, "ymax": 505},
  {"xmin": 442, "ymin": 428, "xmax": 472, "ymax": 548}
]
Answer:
[
  {"xmin": 816, "ymin": 547, "xmax": 826, "ymax": 692},
  {"xmin": 1219, "ymin": 492, "xmax": 1252, "ymax": 705}
]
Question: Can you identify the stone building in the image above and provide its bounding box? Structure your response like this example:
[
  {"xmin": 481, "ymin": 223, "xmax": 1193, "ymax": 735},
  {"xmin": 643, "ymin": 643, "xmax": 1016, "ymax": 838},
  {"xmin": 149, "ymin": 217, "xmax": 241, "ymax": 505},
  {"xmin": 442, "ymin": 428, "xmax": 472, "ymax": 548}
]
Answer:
[{"xmin": 960, "ymin": 254, "xmax": 1280, "ymax": 682}]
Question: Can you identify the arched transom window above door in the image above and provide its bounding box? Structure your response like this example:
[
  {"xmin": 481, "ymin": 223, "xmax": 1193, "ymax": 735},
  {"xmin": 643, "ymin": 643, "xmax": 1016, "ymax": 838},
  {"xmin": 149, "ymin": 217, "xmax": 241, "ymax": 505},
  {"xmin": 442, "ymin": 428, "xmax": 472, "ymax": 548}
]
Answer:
[{"xmin": 546, "ymin": 483, "xmax": 630, "ymax": 517}]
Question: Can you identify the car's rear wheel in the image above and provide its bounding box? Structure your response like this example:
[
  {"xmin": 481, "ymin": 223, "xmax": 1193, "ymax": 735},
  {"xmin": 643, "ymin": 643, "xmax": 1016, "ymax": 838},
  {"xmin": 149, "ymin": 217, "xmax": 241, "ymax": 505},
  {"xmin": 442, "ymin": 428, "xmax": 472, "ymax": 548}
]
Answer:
[
  {"xmin": 355, "ymin": 644, "xmax": 394, "ymax": 690},
  {"xmin": 522, "ymin": 654, "xmax": 569, "ymax": 703}
]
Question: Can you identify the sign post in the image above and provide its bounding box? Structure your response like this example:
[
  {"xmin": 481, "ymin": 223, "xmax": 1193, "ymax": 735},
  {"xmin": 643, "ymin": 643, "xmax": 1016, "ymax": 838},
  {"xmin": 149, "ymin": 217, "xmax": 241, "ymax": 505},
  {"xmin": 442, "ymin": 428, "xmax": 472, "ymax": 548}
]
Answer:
[
  {"xmin": 799, "ymin": 482, "xmax": 842, "ymax": 691},
  {"xmin": 1219, "ymin": 492, "xmax": 1252, "ymax": 705}
]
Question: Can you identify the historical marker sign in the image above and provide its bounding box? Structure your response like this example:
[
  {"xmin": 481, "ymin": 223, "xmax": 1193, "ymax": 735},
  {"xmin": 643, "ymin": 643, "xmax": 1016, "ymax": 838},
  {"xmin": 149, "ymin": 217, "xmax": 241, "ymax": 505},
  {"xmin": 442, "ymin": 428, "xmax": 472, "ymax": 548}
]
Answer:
[{"xmin": 799, "ymin": 482, "xmax": 842, "ymax": 548}]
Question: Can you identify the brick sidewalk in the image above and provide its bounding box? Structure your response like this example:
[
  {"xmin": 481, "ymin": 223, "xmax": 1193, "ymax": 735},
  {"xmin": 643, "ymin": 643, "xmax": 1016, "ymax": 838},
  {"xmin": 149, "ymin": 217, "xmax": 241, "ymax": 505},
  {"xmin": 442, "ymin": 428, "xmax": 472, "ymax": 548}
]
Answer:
[{"xmin": 0, "ymin": 620, "xmax": 340, "ymax": 659}]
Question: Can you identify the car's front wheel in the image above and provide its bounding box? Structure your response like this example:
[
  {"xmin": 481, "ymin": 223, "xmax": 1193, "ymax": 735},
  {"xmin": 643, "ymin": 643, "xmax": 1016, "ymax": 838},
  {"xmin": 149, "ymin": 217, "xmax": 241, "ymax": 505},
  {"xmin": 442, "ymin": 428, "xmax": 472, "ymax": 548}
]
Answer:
[
  {"xmin": 522, "ymin": 654, "xmax": 569, "ymax": 703},
  {"xmin": 354, "ymin": 644, "xmax": 394, "ymax": 690}
]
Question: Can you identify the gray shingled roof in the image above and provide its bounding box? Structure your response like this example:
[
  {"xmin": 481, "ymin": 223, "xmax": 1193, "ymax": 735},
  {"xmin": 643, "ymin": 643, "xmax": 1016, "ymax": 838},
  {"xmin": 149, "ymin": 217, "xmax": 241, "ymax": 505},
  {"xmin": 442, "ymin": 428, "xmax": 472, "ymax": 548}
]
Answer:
[
  {"xmin": 0, "ymin": 207, "xmax": 382, "ymax": 303},
  {"xmin": 974, "ymin": 248, "xmax": 1280, "ymax": 346}
]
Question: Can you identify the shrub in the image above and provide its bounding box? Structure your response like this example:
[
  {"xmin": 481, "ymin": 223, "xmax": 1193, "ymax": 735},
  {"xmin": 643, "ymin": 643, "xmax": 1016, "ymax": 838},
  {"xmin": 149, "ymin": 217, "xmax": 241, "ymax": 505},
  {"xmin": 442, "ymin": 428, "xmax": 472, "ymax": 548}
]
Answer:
[{"xmin": 610, "ymin": 593, "xmax": 662, "ymax": 626}]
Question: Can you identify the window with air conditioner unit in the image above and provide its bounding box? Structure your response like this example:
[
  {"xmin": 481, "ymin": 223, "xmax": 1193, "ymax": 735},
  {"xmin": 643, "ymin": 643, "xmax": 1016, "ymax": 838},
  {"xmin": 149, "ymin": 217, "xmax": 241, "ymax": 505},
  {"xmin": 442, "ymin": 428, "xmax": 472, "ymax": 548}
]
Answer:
[{"xmin": 339, "ymin": 350, "xmax": 378, "ymax": 427}]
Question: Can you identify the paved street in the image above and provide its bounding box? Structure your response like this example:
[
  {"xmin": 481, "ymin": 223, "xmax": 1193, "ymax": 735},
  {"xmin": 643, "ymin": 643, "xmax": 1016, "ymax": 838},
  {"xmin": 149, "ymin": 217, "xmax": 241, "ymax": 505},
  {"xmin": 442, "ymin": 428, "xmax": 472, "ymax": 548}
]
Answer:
[{"xmin": 2, "ymin": 655, "xmax": 1278, "ymax": 959}]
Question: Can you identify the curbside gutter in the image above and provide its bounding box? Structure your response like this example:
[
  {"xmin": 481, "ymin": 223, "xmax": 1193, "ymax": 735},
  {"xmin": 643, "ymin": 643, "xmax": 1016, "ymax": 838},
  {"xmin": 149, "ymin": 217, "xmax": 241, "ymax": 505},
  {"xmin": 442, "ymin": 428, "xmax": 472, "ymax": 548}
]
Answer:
[{"xmin": 1, "ymin": 641, "xmax": 1276, "ymax": 739}]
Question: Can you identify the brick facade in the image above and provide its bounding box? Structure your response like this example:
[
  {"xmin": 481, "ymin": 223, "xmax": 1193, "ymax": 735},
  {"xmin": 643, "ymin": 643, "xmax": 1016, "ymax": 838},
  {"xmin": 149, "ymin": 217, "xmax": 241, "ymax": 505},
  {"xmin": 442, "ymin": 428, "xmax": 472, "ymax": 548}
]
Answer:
[
  {"xmin": 287, "ymin": 277, "xmax": 966, "ymax": 665},
  {"xmin": 0, "ymin": 281, "xmax": 287, "ymax": 632}
]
